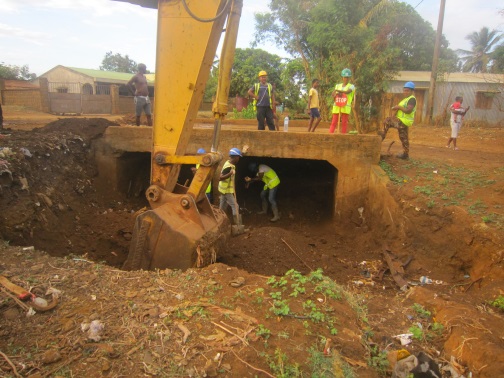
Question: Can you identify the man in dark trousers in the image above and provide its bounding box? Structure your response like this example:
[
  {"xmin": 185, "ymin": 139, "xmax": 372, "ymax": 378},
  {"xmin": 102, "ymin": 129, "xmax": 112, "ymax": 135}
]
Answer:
[
  {"xmin": 248, "ymin": 70, "xmax": 276, "ymax": 131},
  {"xmin": 379, "ymin": 81, "xmax": 416, "ymax": 159},
  {"xmin": 127, "ymin": 63, "xmax": 153, "ymax": 126}
]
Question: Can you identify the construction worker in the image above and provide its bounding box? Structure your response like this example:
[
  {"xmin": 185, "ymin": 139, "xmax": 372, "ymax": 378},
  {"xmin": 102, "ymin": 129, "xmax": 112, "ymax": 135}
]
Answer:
[
  {"xmin": 329, "ymin": 68, "xmax": 355, "ymax": 134},
  {"xmin": 191, "ymin": 148, "xmax": 213, "ymax": 203},
  {"xmin": 245, "ymin": 163, "xmax": 281, "ymax": 222},
  {"xmin": 379, "ymin": 81, "xmax": 417, "ymax": 159},
  {"xmin": 127, "ymin": 63, "xmax": 153, "ymax": 127},
  {"xmin": 218, "ymin": 148, "xmax": 242, "ymax": 223},
  {"xmin": 248, "ymin": 70, "xmax": 276, "ymax": 131}
]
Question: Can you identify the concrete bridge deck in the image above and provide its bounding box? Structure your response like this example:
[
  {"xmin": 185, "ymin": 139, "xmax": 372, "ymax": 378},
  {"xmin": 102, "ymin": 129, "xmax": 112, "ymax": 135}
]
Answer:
[{"xmin": 94, "ymin": 123, "xmax": 385, "ymax": 221}]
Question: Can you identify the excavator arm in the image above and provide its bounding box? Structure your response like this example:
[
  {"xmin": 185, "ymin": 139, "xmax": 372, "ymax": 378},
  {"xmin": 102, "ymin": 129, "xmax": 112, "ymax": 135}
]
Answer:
[{"xmin": 118, "ymin": 0, "xmax": 243, "ymax": 270}]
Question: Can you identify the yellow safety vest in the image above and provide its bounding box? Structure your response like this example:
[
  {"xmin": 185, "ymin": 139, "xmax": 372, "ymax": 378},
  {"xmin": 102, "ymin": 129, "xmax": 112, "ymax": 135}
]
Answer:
[
  {"xmin": 218, "ymin": 160, "xmax": 235, "ymax": 194},
  {"xmin": 196, "ymin": 164, "xmax": 212, "ymax": 194},
  {"xmin": 332, "ymin": 83, "xmax": 355, "ymax": 115},
  {"xmin": 260, "ymin": 165, "xmax": 280, "ymax": 190},
  {"xmin": 397, "ymin": 95, "xmax": 416, "ymax": 127},
  {"xmin": 253, "ymin": 83, "xmax": 273, "ymax": 109}
]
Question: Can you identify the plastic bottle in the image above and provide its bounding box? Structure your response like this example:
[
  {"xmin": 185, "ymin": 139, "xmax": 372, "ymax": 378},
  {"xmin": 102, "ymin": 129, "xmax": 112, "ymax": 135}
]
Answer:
[{"xmin": 283, "ymin": 116, "xmax": 289, "ymax": 132}]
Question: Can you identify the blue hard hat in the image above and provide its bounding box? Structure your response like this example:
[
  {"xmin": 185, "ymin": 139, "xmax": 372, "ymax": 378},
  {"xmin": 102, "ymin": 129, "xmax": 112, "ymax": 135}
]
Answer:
[
  {"xmin": 197, "ymin": 148, "xmax": 206, "ymax": 154},
  {"xmin": 404, "ymin": 81, "xmax": 415, "ymax": 90},
  {"xmin": 229, "ymin": 148, "xmax": 242, "ymax": 157}
]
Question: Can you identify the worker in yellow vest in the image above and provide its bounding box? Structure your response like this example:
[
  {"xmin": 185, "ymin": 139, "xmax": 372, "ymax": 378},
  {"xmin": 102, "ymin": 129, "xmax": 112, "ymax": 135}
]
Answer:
[
  {"xmin": 245, "ymin": 163, "xmax": 281, "ymax": 222},
  {"xmin": 379, "ymin": 81, "xmax": 417, "ymax": 159},
  {"xmin": 329, "ymin": 68, "xmax": 355, "ymax": 134},
  {"xmin": 218, "ymin": 148, "xmax": 242, "ymax": 223},
  {"xmin": 247, "ymin": 70, "xmax": 276, "ymax": 131},
  {"xmin": 191, "ymin": 148, "xmax": 213, "ymax": 203}
]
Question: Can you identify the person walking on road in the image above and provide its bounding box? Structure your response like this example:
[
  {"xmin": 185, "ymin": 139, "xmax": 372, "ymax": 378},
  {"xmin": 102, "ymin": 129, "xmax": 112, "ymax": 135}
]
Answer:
[
  {"xmin": 127, "ymin": 63, "xmax": 153, "ymax": 127},
  {"xmin": 446, "ymin": 96, "xmax": 470, "ymax": 150},
  {"xmin": 248, "ymin": 71, "xmax": 276, "ymax": 131},
  {"xmin": 308, "ymin": 79, "xmax": 321, "ymax": 132},
  {"xmin": 218, "ymin": 148, "xmax": 242, "ymax": 224},
  {"xmin": 245, "ymin": 163, "xmax": 281, "ymax": 222},
  {"xmin": 378, "ymin": 81, "xmax": 417, "ymax": 159},
  {"xmin": 329, "ymin": 68, "xmax": 355, "ymax": 134}
]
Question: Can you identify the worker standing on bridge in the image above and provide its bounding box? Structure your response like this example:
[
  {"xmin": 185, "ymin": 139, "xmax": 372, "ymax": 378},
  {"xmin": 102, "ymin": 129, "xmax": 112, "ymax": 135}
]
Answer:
[
  {"xmin": 219, "ymin": 148, "xmax": 242, "ymax": 224},
  {"xmin": 127, "ymin": 63, "xmax": 153, "ymax": 127},
  {"xmin": 308, "ymin": 79, "xmax": 321, "ymax": 132},
  {"xmin": 245, "ymin": 163, "xmax": 281, "ymax": 222},
  {"xmin": 248, "ymin": 71, "xmax": 276, "ymax": 131},
  {"xmin": 329, "ymin": 68, "xmax": 355, "ymax": 134},
  {"xmin": 378, "ymin": 81, "xmax": 416, "ymax": 160}
]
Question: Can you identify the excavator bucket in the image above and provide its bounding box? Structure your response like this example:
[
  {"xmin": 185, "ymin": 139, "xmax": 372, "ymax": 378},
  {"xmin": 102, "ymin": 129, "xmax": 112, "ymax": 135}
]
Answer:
[{"xmin": 123, "ymin": 190, "xmax": 230, "ymax": 271}]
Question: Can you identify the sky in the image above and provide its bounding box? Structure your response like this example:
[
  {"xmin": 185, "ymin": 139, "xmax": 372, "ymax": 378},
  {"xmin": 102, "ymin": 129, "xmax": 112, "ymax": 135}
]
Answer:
[{"xmin": 0, "ymin": 0, "xmax": 502, "ymax": 77}]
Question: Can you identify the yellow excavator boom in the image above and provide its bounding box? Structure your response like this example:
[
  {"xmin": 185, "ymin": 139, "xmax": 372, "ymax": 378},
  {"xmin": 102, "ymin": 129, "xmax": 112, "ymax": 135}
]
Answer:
[{"xmin": 118, "ymin": 0, "xmax": 243, "ymax": 270}]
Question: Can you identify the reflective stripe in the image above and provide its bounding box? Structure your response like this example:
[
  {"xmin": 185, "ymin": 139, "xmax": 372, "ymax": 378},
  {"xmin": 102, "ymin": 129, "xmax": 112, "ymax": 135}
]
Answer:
[
  {"xmin": 218, "ymin": 160, "xmax": 235, "ymax": 194},
  {"xmin": 397, "ymin": 95, "xmax": 416, "ymax": 127},
  {"xmin": 332, "ymin": 83, "xmax": 354, "ymax": 114},
  {"xmin": 260, "ymin": 166, "xmax": 280, "ymax": 190},
  {"xmin": 253, "ymin": 83, "xmax": 272, "ymax": 109},
  {"xmin": 196, "ymin": 164, "xmax": 212, "ymax": 193}
]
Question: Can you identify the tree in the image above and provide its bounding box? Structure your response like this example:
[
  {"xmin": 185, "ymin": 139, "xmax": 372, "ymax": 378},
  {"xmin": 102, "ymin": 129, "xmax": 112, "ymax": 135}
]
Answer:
[
  {"xmin": 0, "ymin": 63, "xmax": 37, "ymax": 80},
  {"xmin": 253, "ymin": 0, "xmax": 458, "ymax": 124},
  {"xmin": 490, "ymin": 44, "xmax": 504, "ymax": 73},
  {"xmin": 457, "ymin": 27, "xmax": 502, "ymax": 73},
  {"xmin": 99, "ymin": 52, "xmax": 139, "ymax": 73},
  {"xmin": 203, "ymin": 48, "xmax": 284, "ymax": 106}
]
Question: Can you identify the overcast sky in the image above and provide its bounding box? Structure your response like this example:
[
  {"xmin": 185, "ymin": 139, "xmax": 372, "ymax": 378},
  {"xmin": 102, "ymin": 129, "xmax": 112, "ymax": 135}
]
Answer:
[{"xmin": 0, "ymin": 0, "xmax": 502, "ymax": 76}]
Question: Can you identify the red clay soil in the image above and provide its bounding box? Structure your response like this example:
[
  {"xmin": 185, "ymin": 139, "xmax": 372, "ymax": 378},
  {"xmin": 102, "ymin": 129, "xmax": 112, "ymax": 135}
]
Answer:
[{"xmin": 0, "ymin": 112, "xmax": 503, "ymax": 377}]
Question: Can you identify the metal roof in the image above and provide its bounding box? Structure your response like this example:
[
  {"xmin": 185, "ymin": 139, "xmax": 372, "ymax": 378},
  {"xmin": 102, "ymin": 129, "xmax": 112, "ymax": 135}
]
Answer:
[{"xmin": 66, "ymin": 67, "xmax": 155, "ymax": 85}]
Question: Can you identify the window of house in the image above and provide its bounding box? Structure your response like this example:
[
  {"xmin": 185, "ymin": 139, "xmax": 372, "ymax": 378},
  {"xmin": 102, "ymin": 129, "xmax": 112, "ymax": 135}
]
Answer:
[
  {"xmin": 82, "ymin": 83, "xmax": 93, "ymax": 95},
  {"xmin": 475, "ymin": 91, "xmax": 499, "ymax": 110}
]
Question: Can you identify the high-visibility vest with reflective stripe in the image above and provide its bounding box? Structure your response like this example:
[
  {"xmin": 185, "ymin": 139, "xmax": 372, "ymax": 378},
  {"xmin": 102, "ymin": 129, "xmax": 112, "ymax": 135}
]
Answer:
[
  {"xmin": 397, "ymin": 95, "xmax": 416, "ymax": 127},
  {"xmin": 253, "ymin": 83, "xmax": 272, "ymax": 109},
  {"xmin": 260, "ymin": 165, "xmax": 280, "ymax": 190},
  {"xmin": 196, "ymin": 164, "xmax": 212, "ymax": 194},
  {"xmin": 218, "ymin": 160, "xmax": 235, "ymax": 194},
  {"xmin": 331, "ymin": 83, "xmax": 354, "ymax": 115}
]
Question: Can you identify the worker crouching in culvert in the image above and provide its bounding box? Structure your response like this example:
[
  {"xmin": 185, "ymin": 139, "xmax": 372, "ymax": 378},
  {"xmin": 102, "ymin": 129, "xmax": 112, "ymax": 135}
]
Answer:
[{"xmin": 245, "ymin": 163, "xmax": 281, "ymax": 222}]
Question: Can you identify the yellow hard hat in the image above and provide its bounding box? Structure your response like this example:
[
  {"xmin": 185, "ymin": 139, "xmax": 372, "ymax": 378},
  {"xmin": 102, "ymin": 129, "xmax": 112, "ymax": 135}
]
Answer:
[{"xmin": 258, "ymin": 70, "xmax": 267, "ymax": 77}]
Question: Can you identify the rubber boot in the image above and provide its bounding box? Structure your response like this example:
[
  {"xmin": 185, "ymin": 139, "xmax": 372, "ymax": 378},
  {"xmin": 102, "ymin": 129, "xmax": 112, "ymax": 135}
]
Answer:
[
  {"xmin": 257, "ymin": 200, "xmax": 268, "ymax": 215},
  {"xmin": 270, "ymin": 206, "xmax": 280, "ymax": 222}
]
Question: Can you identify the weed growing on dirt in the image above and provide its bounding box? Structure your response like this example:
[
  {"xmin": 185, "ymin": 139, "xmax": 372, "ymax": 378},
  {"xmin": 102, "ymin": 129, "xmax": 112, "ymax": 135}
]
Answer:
[
  {"xmin": 409, "ymin": 324, "xmax": 424, "ymax": 340},
  {"xmin": 308, "ymin": 345, "xmax": 356, "ymax": 378},
  {"xmin": 367, "ymin": 346, "xmax": 390, "ymax": 375},
  {"xmin": 266, "ymin": 348, "xmax": 301, "ymax": 377},
  {"xmin": 489, "ymin": 295, "xmax": 504, "ymax": 311},
  {"xmin": 412, "ymin": 303, "xmax": 431, "ymax": 318},
  {"xmin": 379, "ymin": 160, "xmax": 409, "ymax": 184},
  {"xmin": 256, "ymin": 324, "xmax": 272, "ymax": 339}
]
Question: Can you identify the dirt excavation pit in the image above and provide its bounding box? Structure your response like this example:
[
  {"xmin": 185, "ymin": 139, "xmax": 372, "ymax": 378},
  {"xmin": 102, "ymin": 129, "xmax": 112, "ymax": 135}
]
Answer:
[{"xmin": 1, "ymin": 117, "xmax": 503, "ymax": 377}]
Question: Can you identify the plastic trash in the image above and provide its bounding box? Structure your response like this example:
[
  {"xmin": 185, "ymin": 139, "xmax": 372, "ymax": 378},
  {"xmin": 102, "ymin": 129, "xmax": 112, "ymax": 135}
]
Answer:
[
  {"xmin": 283, "ymin": 116, "xmax": 289, "ymax": 132},
  {"xmin": 419, "ymin": 276, "xmax": 433, "ymax": 285},
  {"xmin": 393, "ymin": 333, "xmax": 413, "ymax": 345},
  {"xmin": 20, "ymin": 148, "xmax": 32, "ymax": 157}
]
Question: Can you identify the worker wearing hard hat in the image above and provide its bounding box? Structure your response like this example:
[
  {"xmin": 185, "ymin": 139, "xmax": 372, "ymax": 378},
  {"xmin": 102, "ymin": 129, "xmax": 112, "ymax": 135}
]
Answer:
[
  {"xmin": 329, "ymin": 68, "xmax": 355, "ymax": 134},
  {"xmin": 218, "ymin": 148, "xmax": 242, "ymax": 223},
  {"xmin": 247, "ymin": 71, "xmax": 276, "ymax": 131},
  {"xmin": 378, "ymin": 81, "xmax": 417, "ymax": 159},
  {"xmin": 245, "ymin": 163, "xmax": 281, "ymax": 222}
]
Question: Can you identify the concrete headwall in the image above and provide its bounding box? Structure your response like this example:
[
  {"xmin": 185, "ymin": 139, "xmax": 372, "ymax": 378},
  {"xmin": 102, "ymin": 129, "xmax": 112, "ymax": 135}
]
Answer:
[{"xmin": 95, "ymin": 127, "xmax": 385, "ymax": 222}]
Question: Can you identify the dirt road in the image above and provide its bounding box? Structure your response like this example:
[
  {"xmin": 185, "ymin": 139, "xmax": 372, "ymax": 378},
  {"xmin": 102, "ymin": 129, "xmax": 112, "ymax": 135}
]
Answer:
[{"xmin": 0, "ymin": 108, "xmax": 503, "ymax": 377}]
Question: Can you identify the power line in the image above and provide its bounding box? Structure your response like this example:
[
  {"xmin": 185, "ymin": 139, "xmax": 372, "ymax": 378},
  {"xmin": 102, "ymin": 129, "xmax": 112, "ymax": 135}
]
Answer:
[{"xmin": 414, "ymin": 0, "xmax": 425, "ymax": 9}]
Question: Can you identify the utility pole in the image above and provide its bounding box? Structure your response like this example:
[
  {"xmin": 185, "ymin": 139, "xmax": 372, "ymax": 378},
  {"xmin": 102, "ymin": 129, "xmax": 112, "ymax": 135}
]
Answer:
[{"xmin": 427, "ymin": 0, "xmax": 446, "ymax": 123}]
